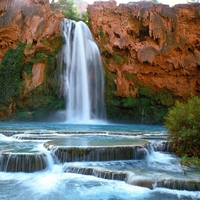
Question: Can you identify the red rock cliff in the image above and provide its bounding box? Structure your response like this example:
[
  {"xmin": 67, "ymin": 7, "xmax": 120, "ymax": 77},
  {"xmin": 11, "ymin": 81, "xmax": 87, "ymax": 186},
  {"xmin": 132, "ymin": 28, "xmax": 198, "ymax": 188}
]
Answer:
[
  {"xmin": 0, "ymin": 0, "xmax": 63, "ymax": 60},
  {"xmin": 88, "ymin": 1, "xmax": 200, "ymax": 100},
  {"xmin": 0, "ymin": 0, "xmax": 64, "ymax": 120}
]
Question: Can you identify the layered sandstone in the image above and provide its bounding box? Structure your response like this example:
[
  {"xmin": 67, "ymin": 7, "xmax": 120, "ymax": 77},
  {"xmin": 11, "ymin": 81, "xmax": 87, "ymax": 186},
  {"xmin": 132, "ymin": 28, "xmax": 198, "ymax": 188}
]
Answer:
[
  {"xmin": 0, "ymin": 0, "xmax": 64, "ymax": 119},
  {"xmin": 88, "ymin": 1, "xmax": 200, "ymax": 99},
  {"xmin": 0, "ymin": 0, "xmax": 63, "ymax": 88}
]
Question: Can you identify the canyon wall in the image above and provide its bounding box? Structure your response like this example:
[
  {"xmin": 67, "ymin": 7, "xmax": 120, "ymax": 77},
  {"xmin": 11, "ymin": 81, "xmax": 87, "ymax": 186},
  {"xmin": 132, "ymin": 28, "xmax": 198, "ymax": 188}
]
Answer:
[
  {"xmin": 0, "ymin": 0, "xmax": 62, "ymax": 60},
  {"xmin": 88, "ymin": 1, "xmax": 200, "ymax": 123},
  {"xmin": 0, "ymin": 0, "xmax": 64, "ymax": 120},
  {"xmin": 1, "ymin": 0, "xmax": 200, "ymax": 123}
]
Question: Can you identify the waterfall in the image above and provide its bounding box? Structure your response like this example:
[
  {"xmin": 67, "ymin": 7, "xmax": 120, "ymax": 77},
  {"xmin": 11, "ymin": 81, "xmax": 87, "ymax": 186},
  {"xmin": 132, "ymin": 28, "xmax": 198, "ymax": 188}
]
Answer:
[
  {"xmin": 0, "ymin": 152, "xmax": 48, "ymax": 172},
  {"xmin": 60, "ymin": 19, "xmax": 106, "ymax": 123},
  {"xmin": 65, "ymin": 166, "xmax": 127, "ymax": 181},
  {"xmin": 45, "ymin": 145, "xmax": 150, "ymax": 162}
]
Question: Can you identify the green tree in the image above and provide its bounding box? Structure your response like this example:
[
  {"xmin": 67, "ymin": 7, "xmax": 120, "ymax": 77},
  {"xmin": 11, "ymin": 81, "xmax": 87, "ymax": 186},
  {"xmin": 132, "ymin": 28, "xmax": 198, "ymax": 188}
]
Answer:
[
  {"xmin": 51, "ymin": 0, "xmax": 83, "ymax": 22},
  {"xmin": 165, "ymin": 96, "xmax": 200, "ymax": 166},
  {"xmin": 81, "ymin": 11, "xmax": 89, "ymax": 23},
  {"xmin": 148, "ymin": 0, "xmax": 159, "ymax": 3}
]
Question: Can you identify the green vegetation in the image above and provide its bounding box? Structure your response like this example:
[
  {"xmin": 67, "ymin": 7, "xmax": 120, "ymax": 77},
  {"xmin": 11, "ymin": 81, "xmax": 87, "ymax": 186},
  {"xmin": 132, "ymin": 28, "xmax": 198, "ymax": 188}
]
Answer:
[
  {"xmin": 81, "ymin": 11, "xmax": 89, "ymax": 23},
  {"xmin": 149, "ymin": 0, "xmax": 159, "ymax": 3},
  {"xmin": 26, "ymin": 43, "xmax": 33, "ymax": 50},
  {"xmin": 105, "ymin": 68, "xmax": 173, "ymax": 124},
  {"xmin": 152, "ymin": 89, "xmax": 174, "ymax": 107},
  {"xmin": 98, "ymin": 29, "xmax": 107, "ymax": 45},
  {"xmin": 124, "ymin": 72, "xmax": 142, "ymax": 88},
  {"xmin": 181, "ymin": 155, "xmax": 200, "ymax": 173},
  {"xmin": 0, "ymin": 36, "xmax": 64, "ymax": 121},
  {"xmin": 24, "ymin": 63, "xmax": 33, "ymax": 78},
  {"xmin": 0, "ymin": 43, "xmax": 26, "ymax": 104},
  {"xmin": 165, "ymin": 96, "xmax": 200, "ymax": 168},
  {"xmin": 105, "ymin": 67, "xmax": 118, "ymax": 106},
  {"xmin": 122, "ymin": 97, "xmax": 136, "ymax": 108},
  {"xmin": 113, "ymin": 52, "xmax": 123, "ymax": 65},
  {"xmin": 112, "ymin": 51, "xmax": 128, "ymax": 66},
  {"xmin": 51, "ymin": 0, "xmax": 88, "ymax": 22},
  {"xmin": 15, "ymin": 85, "xmax": 65, "ymax": 121},
  {"xmin": 125, "ymin": 72, "xmax": 136, "ymax": 80},
  {"xmin": 139, "ymin": 86, "xmax": 151, "ymax": 98},
  {"xmin": 31, "ymin": 52, "xmax": 48, "ymax": 64}
]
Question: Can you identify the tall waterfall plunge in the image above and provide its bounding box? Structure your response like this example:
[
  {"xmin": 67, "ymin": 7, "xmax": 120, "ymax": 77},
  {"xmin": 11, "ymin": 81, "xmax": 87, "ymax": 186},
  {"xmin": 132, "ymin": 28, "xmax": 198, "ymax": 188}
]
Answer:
[{"xmin": 60, "ymin": 19, "xmax": 106, "ymax": 123}]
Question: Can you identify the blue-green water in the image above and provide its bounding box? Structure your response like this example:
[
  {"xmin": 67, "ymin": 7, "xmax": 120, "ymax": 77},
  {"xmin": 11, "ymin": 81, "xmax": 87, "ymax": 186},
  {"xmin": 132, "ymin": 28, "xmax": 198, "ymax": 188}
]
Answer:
[
  {"xmin": 0, "ymin": 122, "xmax": 199, "ymax": 200},
  {"xmin": 0, "ymin": 121, "xmax": 166, "ymax": 132}
]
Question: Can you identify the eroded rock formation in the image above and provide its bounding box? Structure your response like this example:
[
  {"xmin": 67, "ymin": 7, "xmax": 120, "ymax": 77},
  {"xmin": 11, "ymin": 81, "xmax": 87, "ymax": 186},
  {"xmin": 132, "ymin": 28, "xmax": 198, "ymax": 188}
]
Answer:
[
  {"xmin": 0, "ymin": 0, "xmax": 63, "ymax": 92},
  {"xmin": 88, "ymin": 1, "xmax": 200, "ymax": 123},
  {"xmin": 0, "ymin": 0, "xmax": 64, "ymax": 120},
  {"xmin": 0, "ymin": 0, "xmax": 63, "ymax": 59},
  {"xmin": 1, "ymin": 0, "xmax": 200, "ymax": 123},
  {"xmin": 88, "ymin": 1, "xmax": 200, "ymax": 98}
]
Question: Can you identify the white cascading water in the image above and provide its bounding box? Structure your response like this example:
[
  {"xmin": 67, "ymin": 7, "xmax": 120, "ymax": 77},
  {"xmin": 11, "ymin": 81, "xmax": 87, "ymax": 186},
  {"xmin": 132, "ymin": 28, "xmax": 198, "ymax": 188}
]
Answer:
[{"xmin": 60, "ymin": 19, "xmax": 106, "ymax": 123}]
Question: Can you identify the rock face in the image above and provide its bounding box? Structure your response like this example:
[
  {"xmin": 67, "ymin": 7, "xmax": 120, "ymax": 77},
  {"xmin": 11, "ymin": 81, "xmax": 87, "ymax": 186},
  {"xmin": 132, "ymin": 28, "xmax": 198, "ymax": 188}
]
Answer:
[
  {"xmin": 0, "ymin": 0, "xmax": 62, "ymax": 60},
  {"xmin": 88, "ymin": 1, "xmax": 200, "ymax": 123},
  {"xmin": 88, "ymin": 1, "xmax": 200, "ymax": 98},
  {"xmin": 1, "ymin": 0, "xmax": 200, "ymax": 123},
  {"xmin": 0, "ymin": 0, "xmax": 64, "ymax": 120}
]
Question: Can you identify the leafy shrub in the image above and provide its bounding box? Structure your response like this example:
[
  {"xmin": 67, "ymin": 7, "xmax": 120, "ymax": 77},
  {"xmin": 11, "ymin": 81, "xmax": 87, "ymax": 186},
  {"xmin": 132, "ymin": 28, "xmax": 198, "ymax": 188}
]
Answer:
[
  {"xmin": 124, "ymin": 72, "xmax": 142, "ymax": 87},
  {"xmin": 125, "ymin": 71, "xmax": 136, "ymax": 80},
  {"xmin": 81, "ymin": 11, "xmax": 89, "ymax": 23},
  {"xmin": 49, "ymin": 35, "xmax": 63, "ymax": 52},
  {"xmin": 139, "ymin": 86, "xmax": 151, "ymax": 98},
  {"xmin": 112, "ymin": 52, "xmax": 129, "ymax": 66},
  {"xmin": 165, "ymin": 96, "xmax": 200, "ymax": 158},
  {"xmin": 0, "ymin": 43, "xmax": 26, "ymax": 103},
  {"xmin": 12, "ymin": 110, "xmax": 33, "ymax": 121},
  {"xmin": 31, "ymin": 52, "xmax": 48, "ymax": 64},
  {"xmin": 122, "ymin": 97, "xmax": 136, "ymax": 108},
  {"xmin": 113, "ymin": 52, "xmax": 123, "ymax": 65},
  {"xmin": 24, "ymin": 62, "xmax": 33, "ymax": 78},
  {"xmin": 152, "ymin": 89, "xmax": 174, "ymax": 107},
  {"xmin": 181, "ymin": 155, "xmax": 200, "ymax": 173},
  {"xmin": 98, "ymin": 29, "xmax": 107, "ymax": 44}
]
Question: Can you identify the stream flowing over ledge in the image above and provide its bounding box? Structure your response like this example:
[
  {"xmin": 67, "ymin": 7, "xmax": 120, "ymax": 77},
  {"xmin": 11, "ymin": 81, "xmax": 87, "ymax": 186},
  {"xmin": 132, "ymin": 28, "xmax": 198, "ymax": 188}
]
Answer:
[{"xmin": 0, "ymin": 122, "xmax": 200, "ymax": 199}]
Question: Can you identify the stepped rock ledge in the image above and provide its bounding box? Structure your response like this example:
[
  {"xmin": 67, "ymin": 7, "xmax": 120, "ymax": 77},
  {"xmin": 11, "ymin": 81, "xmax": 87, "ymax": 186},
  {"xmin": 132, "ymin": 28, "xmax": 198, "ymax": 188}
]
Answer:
[{"xmin": 0, "ymin": 0, "xmax": 200, "ymax": 122}]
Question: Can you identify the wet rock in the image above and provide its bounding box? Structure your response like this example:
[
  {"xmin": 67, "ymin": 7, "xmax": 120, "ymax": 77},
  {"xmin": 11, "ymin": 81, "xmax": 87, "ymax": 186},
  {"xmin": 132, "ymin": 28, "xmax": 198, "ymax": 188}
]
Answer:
[
  {"xmin": 157, "ymin": 178, "xmax": 200, "ymax": 191},
  {"xmin": 65, "ymin": 166, "xmax": 127, "ymax": 181},
  {"xmin": 48, "ymin": 146, "xmax": 149, "ymax": 162},
  {"xmin": 44, "ymin": 137, "xmax": 150, "ymax": 162},
  {"xmin": 0, "ymin": 152, "xmax": 48, "ymax": 172}
]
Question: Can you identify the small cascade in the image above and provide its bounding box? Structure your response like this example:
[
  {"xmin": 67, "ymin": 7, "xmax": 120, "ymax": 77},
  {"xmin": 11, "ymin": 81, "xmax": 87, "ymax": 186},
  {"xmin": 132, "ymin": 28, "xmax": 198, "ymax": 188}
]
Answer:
[
  {"xmin": 126, "ymin": 176, "xmax": 200, "ymax": 191},
  {"xmin": 44, "ymin": 136, "xmax": 151, "ymax": 162},
  {"xmin": 0, "ymin": 131, "xmax": 24, "ymax": 137},
  {"xmin": 152, "ymin": 141, "xmax": 172, "ymax": 152},
  {"xmin": 156, "ymin": 179, "xmax": 200, "ymax": 191},
  {"xmin": 45, "ymin": 145, "xmax": 150, "ymax": 163},
  {"xmin": 65, "ymin": 166, "xmax": 127, "ymax": 181},
  {"xmin": 60, "ymin": 19, "xmax": 106, "ymax": 123},
  {"xmin": 0, "ymin": 124, "xmax": 200, "ymax": 199},
  {"xmin": 0, "ymin": 152, "xmax": 48, "ymax": 172},
  {"xmin": 125, "ymin": 176, "xmax": 155, "ymax": 190}
]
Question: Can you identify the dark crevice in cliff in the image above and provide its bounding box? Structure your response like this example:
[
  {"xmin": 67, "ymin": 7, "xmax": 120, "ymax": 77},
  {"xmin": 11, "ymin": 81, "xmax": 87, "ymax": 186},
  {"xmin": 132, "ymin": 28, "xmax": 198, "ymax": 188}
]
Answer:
[{"xmin": 139, "ymin": 26, "xmax": 149, "ymax": 41}]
